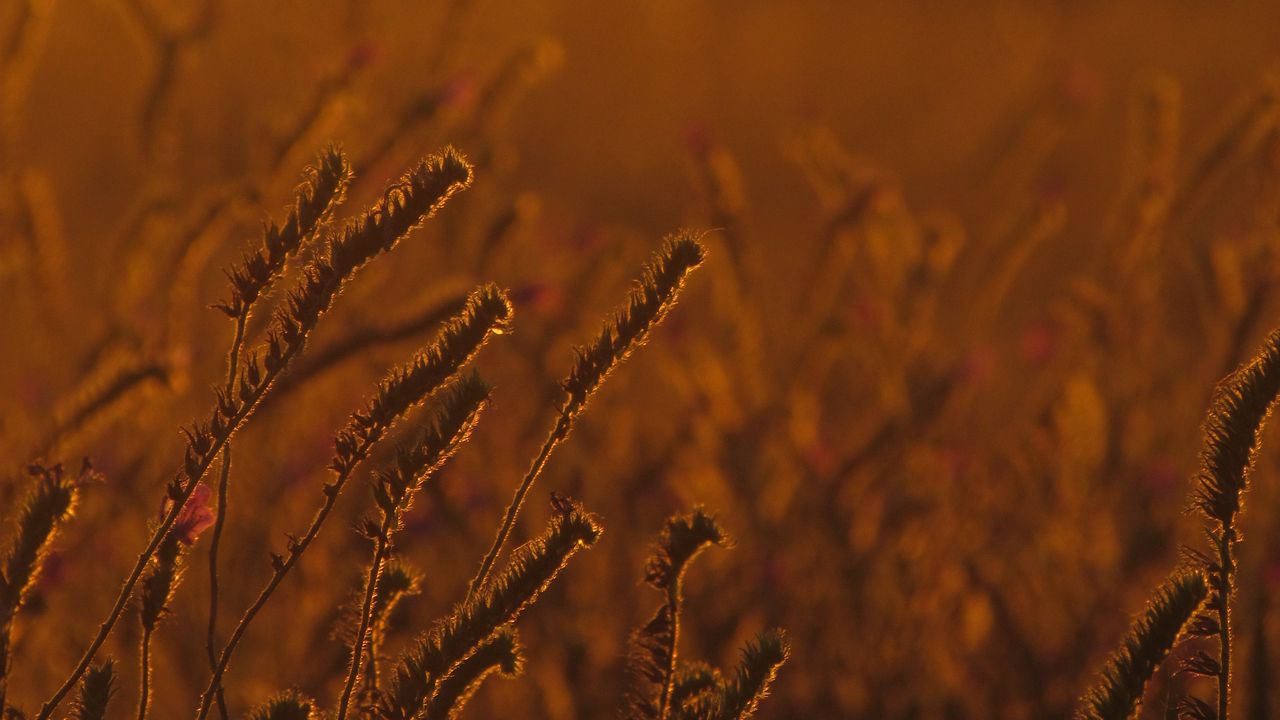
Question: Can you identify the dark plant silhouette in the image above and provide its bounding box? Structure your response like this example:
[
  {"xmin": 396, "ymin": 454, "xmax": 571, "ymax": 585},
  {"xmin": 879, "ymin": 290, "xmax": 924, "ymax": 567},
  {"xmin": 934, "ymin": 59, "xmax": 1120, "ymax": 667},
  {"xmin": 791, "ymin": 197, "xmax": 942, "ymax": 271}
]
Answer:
[
  {"xmin": 0, "ymin": 135, "xmax": 779, "ymax": 719},
  {"xmin": 6, "ymin": 6, "xmax": 1280, "ymax": 719}
]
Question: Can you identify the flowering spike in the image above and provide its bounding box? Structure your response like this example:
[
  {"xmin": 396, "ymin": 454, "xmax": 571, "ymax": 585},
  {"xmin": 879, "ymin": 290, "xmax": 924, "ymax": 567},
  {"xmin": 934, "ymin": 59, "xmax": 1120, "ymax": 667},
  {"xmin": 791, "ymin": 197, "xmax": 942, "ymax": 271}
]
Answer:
[{"xmin": 1075, "ymin": 572, "xmax": 1210, "ymax": 720}]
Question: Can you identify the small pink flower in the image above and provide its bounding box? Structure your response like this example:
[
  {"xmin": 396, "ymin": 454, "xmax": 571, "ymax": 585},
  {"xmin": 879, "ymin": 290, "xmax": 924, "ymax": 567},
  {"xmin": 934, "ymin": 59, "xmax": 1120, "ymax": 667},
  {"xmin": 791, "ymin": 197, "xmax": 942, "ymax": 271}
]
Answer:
[
  {"xmin": 959, "ymin": 346, "xmax": 996, "ymax": 385},
  {"xmin": 803, "ymin": 439, "xmax": 836, "ymax": 477},
  {"xmin": 509, "ymin": 282, "xmax": 564, "ymax": 316},
  {"xmin": 682, "ymin": 120, "xmax": 712, "ymax": 158},
  {"xmin": 16, "ymin": 372, "xmax": 49, "ymax": 409},
  {"xmin": 166, "ymin": 483, "xmax": 216, "ymax": 545},
  {"xmin": 1019, "ymin": 322, "xmax": 1057, "ymax": 365},
  {"xmin": 1264, "ymin": 558, "xmax": 1280, "ymax": 590},
  {"xmin": 936, "ymin": 446, "xmax": 970, "ymax": 480},
  {"xmin": 36, "ymin": 550, "xmax": 68, "ymax": 590},
  {"xmin": 564, "ymin": 223, "xmax": 606, "ymax": 252},
  {"xmin": 1051, "ymin": 58, "xmax": 1103, "ymax": 112},
  {"xmin": 442, "ymin": 73, "xmax": 479, "ymax": 116},
  {"xmin": 847, "ymin": 296, "xmax": 882, "ymax": 331},
  {"xmin": 1139, "ymin": 459, "xmax": 1181, "ymax": 498},
  {"xmin": 346, "ymin": 41, "xmax": 381, "ymax": 73},
  {"xmin": 760, "ymin": 554, "xmax": 790, "ymax": 590}
]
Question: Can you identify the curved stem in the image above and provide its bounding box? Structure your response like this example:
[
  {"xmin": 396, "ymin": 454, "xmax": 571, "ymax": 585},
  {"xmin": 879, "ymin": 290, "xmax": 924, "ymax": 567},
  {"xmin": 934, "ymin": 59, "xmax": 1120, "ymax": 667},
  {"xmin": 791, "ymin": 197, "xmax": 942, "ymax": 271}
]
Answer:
[
  {"xmin": 0, "ymin": 617, "xmax": 15, "ymax": 711},
  {"xmin": 1218, "ymin": 527, "xmax": 1235, "ymax": 720},
  {"xmin": 465, "ymin": 415, "xmax": 568, "ymax": 603},
  {"xmin": 38, "ymin": 332, "xmax": 307, "ymax": 720},
  {"xmin": 136, "ymin": 626, "xmax": 152, "ymax": 720},
  {"xmin": 204, "ymin": 313, "xmax": 246, "ymax": 720},
  {"xmin": 657, "ymin": 588, "xmax": 680, "ymax": 720},
  {"xmin": 337, "ymin": 517, "xmax": 395, "ymax": 720},
  {"xmin": 361, "ymin": 619, "xmax": 381, "ymax": 697},
  {"xmin": 205, "ymin": 447, "xmax": 232, "ymax": 720},
  {"xmin": 196, "ymin": 429, "xmax": 384, "ymax": 719}
]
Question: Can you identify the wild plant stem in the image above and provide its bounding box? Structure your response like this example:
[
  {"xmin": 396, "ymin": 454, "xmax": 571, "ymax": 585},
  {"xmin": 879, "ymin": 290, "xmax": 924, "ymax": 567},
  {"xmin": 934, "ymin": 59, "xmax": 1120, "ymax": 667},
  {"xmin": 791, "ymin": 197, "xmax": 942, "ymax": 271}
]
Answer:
[
  {"xmin": 1218, "ymin": 528, "xmax": 1234, "ymax": 720},
  {"xmin": 38, "ymin": 329, "xmax": 308, "ymax": 720},
  {"xmin": 465, "ymin": 415, "xmax": 569, "ymax": 603},
  {"xmin": 38, "ymin": 455, "xmax": 211, "ymax": 719},
  {"xmin": 0, "ymin": 617, "xmax": 15, "ymax": 711},
  {"xmin": 205, "ymin": 448, "xmax": 232, "ymax": 720},
  {"xmin": 657, "ymin": 588, "xmax": 680, "ymax": 720},
  {"xmin": 197, "ymin": 428, "xmax": 387, "ymax": 719},
  {"xmin": 136, "ymin": 626, "xmax": 152, "ymax": 720},
  {"xmin": 204, "ymin": 312, "xmax": 246, "ymax": 720},
  {"xmin": 361, "ymin": 614, "xmax": 382, "ymax": 696},
  {"xmin": 337, "ymin": 516, "xmax": 395, "ymax": 720}
]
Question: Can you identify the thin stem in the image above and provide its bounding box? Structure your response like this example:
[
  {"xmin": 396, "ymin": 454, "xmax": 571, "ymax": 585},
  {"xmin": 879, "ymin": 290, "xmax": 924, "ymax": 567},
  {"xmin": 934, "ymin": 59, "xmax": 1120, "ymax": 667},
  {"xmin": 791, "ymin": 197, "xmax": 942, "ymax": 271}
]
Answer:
[
  {"xmin": 38, "ymin": 331, "xmax": 307, "ymax": 720},
  {"xmin": 337, "ymin": 516, "xmax": 395, "ymax": 720},
  {"xmin": 362, "ymin": 613, "xmax": 382, "ymax": 697},
  {"xmin": 658, "ymin": 590, "xmax": 680, "ymax": 720},
  {"xmin": 197, "ymin": 430, "xmax": 383, "ymax": 719},
  {"xmin": 45, "ymin": 148, "xmax": 461, "ymax": 720},
  {"xmin": 200, "ymin": 283, "xmax": 499, "ymax": 718},
  {"xmin": 465, "ymin": 416, "xmax": 568, "ymax": 603},
  {"xmin": 205, "ymin": 447, "xmax": 232, "ymax": 720},
  {"xmin": 1218, "ymin": 527, "xmax": 1234, "ymax": 720},
  {"xmin": 204, "ymin": 311, "xmax": 246, "ymax": 720},
  {"xmin": 0, "ymin": 617, "xmax": 14, "ymax": 711},
  {"xmin": 136, "ymin": 626, "xmax": 152, "ymax": 720},
  {"xmin": 465, "ymin": 235, "xmax": 704, "ymax": 602}
]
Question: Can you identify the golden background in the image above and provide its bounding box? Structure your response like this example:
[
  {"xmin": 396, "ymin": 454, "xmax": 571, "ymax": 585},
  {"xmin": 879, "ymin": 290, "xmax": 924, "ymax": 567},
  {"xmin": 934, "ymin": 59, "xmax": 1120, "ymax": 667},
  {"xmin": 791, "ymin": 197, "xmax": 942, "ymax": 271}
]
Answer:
[{"xmin": 3, "ymin": 2, "xmax": 1280, "ymax": 717}]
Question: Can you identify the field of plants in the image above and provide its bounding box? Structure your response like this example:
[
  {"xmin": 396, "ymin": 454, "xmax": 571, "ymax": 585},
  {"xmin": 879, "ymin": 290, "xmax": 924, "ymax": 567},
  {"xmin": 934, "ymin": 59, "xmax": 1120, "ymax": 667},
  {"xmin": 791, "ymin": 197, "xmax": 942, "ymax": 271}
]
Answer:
[{"xmin": 3, "ymin": 2, "xmax": 1280, "ymax": 718}]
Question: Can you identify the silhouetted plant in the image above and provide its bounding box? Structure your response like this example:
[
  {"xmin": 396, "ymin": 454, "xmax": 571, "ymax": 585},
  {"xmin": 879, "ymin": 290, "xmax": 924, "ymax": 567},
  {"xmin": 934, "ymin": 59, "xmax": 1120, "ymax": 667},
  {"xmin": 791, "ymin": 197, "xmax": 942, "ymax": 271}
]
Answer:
[
  {"xmin": 37, "ymin": 146, "xmax": 475, "ymax": 720},
  {"xmin": 676, "ymin": 630, "xmax": 789, "ymax": 720},
  {"xmin": 1184, "ymin": 330, "xmax": 1280, "ymax": 719},
  {"xmin": 196, "ymin": 321, "xmax": 501, "ymax": 708},
  {"xmin": 196, "ymin": 243, "xmax": 506, "ymax": 718},
  {"xmin": 67, "ymin": 660, "xmax": 115, "ymax": 720},
  {"xmin": 468, "ymin": 234, "xmax": 707, "ymax": 602},
  {"xmin": 206, "ymin": 149, "xmax": 351, "ymax": 717},
  {"xmin": 0, "ymin": 128, "xmax": 793, "ymax": 720},
  {"xmin": 626, "ymin": 509, "xmax": 789, "ymax": 720},
  {"xmin": 337, "ymin": 373, "xmax": 493, "ymax": 719},
  {"xmin": 12, "ymin": 17, "xmax": 1280, "ymax": 717},
  {"xmin": 377, "ymin": 503, "xmax": 604, "ymax": 720},
  {"xmin": 1074, "ymin": 329, "xmax": 1280, "ymax": 719},
  {"xmin": 421, "ymin": 627, "xmax": 524, "ymax": 720},
  {"xmin": 625, "ymin": 508, "xmax": 729, "ymax": 720},
  {"xmin": 351, "ymin": 560, "xmax": 423, "ymax": 709},
  {"xmin": 1075, "ymin": 572, "xmax": 1209, "ymax": 720},
  {"xmin": 245, "ymin": 691, "xmax": 319, "ymax": 720},
  {"xmin": 0, "ymin": 461, "xmax": 89, "ymax": 712},
  {"xmin": 137, "ymin": 483, "xmax": 214, "ymax": 720}
]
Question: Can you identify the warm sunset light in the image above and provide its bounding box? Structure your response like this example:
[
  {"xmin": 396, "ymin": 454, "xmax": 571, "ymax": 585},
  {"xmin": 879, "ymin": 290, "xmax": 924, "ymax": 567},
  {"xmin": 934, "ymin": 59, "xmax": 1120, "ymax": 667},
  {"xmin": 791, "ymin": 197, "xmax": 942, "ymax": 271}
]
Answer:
[{"xmin": 2, "ymin": 3, "xmax": 1280, "ymax": 719}]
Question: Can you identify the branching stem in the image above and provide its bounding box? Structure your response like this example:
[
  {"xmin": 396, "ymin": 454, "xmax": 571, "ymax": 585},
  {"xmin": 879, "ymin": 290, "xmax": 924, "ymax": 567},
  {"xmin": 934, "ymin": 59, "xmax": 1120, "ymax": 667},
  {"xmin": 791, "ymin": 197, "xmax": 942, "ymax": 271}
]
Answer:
[
  {"xmin": 466, "ymin": 416, "xmax": 568, "ymax": 602},
  {"xmin": 337, "ymin": 515, "xmax": 396, "ymax": 720}
]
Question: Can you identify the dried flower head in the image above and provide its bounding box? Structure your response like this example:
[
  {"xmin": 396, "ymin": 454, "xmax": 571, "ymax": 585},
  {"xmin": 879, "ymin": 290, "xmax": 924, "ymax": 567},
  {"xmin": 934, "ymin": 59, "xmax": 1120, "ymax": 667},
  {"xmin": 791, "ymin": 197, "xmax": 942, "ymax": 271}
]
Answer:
[
  {"xmin": 1, "ymin": 461, "xmax": 86, "ymax": 709},
  {"xmin": 336, "ymin": 285, "xmax": 510, "ymax": 475},
  {"xmin": 245, "ymin": 690, "xmax": 318, "ymax": 720},
  {"xmin": 381, "ymin": 508, "xmax": 602, "ymax": 719},
  {"xmin": 424, "ymin": 627, "xmax": 525, "ymax": 719},
  {"xmin": 163, "ymin": 482, "xmax": 215, "ymax": 546},
  {"xmin": 561, "ymin": 233, "xmax": 706, "ymax": 420},
  {"xmin": 679, "ymin": 629, "xmax": 789, "ymax": 720},
  {"xmin": 626, "ymin": 509, "xmax": 731, "ymax": 720},
  {"xmin": 1193, "ymin": 329, "xmax": 1280, "ymax": 526},
  {"xmin": 2, "ymin": 462, "xmax": 83, "ymax": 617},
  {"xmin": 67, "ymin": 660, "xmax": 115, "ymax": 720},
  {"xmin": 1075, "ymin": 571, "xmax": 1209, "ymax": 720},
  {"xmin": 216, "ymin": 147, "xmax": 352, "ymax": 318}
]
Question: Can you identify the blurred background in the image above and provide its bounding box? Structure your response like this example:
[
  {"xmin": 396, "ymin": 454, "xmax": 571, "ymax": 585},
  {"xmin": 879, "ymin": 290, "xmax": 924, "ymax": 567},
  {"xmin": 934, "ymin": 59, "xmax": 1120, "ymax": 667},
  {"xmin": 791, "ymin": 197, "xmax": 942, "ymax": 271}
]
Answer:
[{"xmin": 3, "ymin": 1, "xmax": 1280, "ymax": 717}]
